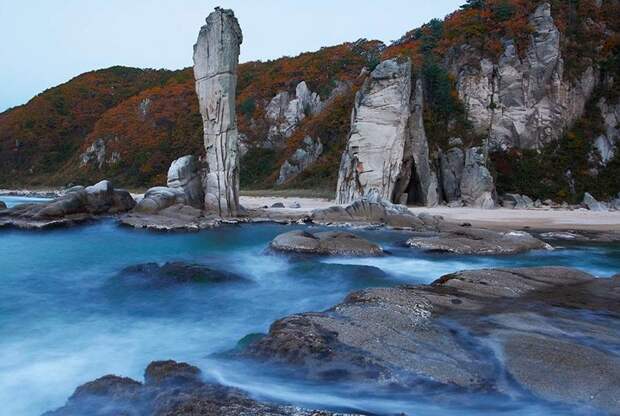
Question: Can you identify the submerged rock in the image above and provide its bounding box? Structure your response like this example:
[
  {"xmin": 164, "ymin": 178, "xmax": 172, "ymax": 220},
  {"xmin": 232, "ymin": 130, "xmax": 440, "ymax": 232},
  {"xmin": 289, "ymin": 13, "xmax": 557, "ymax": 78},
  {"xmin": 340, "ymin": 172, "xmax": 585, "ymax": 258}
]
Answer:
[
  {"xmin": 270, "ymin": 230, "xmax": 383, "ymax": 257},
  {"xmin": 242, "ymin": 267, "xmax": 620, "ymax": 413},
  {"xmin": 0, "ymin": 201, "xmax": 6, "ymax": 210},
  {"xmin": 120, "ymin": 261, "xmax": 246, "ymax": 285},
  {"xmin": 44, "ymin": 360, "xmax": 345, "ymax": 416},
  {"xmin": 406, "ymin": 227, "xmax": 551, "ymax": 255}
]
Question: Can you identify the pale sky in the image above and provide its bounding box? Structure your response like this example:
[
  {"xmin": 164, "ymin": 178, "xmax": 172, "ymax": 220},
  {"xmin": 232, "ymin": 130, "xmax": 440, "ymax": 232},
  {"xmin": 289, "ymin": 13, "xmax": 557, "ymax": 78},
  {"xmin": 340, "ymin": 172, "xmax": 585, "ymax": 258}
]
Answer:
[{"xmin": 0, "ymin": 0, "xmax": 463, "ymax": 112}]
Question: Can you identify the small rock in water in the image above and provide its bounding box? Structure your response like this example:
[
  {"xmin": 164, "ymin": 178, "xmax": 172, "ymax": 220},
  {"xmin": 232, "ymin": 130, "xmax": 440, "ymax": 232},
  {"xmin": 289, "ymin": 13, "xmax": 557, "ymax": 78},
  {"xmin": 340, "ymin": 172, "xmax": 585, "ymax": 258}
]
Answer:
[
  {"xmin": 0, "ymin": 201, "xmax": 6, "ymax": 210},
  {"xmin": 271, "ymin": 202, "xmax": 285, "ymax": 208},
  {"xmin": 270, "ymin": 230, "xmax": 383, "ymax": 256},
  {"xmin": 120, "ymin": 262, "xmax": 246, "ymax": 285}
]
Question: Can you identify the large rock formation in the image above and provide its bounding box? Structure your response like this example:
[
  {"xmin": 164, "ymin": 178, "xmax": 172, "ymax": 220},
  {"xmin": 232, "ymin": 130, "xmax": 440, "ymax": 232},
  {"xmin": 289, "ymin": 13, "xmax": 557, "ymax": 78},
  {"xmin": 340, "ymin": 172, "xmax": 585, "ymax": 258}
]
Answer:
[
  {"xmin": 136, "ymin": 155, "xmax": 204, "ymax": 213},
  {"xmin": 193, "ymin": 8, "xmax": 243, "ymax": 216},
  {"xmin": 406, "ymin": 79, "xmax": 439, "ymax": 206},
  {"xmin": 452, "ymin": 2, "xmax": 597, "ymax": 150},
  {"xmin": 336, "ymin": 58, "xmax": 413, "ymax": 204},
  {"xmin": 460, "ymin": 147, "xmax": 495, "ymax": 208},
  {"xmin": 242, "ymin": 267, "xmax": 620, "ymax": 414}
]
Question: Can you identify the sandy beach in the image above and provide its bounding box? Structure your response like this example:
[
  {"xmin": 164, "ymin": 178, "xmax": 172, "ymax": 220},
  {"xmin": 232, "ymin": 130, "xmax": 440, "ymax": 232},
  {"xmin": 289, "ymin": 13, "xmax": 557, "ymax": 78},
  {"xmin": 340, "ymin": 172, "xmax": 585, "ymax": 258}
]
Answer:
[{"xmin": 240, "ymin": 195, "xmax": 620, "ymax": 232}]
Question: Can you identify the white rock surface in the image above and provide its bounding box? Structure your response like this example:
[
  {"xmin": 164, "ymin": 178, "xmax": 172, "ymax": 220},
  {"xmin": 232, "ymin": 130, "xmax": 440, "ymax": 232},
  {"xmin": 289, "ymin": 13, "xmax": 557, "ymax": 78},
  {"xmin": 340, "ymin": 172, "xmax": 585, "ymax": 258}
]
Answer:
[
  {"xmin": 167, "ymin": 155, "xmax": 204, "ymax": 209},
  {"xmin": 336, "ymin": 58, "xmax": 413, "ymax": 204},
  {"xmin": 276, "ymin": 136, "xmax": 323, "ymax": 185},
  {"xmin": 460, "ymin": 147, "xmax": 495, "ymax": 209},
  {"xmin": 193, "ymin": 7, "xmax": 243, "ymax": 216},
  {"xmin": 452, "ymin": 3, "xmax": 597, "ymax": 150}
]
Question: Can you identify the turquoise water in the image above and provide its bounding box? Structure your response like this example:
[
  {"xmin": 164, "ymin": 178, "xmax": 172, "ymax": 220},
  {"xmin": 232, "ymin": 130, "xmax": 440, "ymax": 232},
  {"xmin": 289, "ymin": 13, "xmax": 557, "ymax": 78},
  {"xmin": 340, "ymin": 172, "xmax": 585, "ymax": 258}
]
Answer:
[
  {"xmin": 0, "ymin": 197, "xmax": 619, "ymax": 415},
  {"xmin": 0, "ymin": 195, "xmax": 52, "ymax": 208}
]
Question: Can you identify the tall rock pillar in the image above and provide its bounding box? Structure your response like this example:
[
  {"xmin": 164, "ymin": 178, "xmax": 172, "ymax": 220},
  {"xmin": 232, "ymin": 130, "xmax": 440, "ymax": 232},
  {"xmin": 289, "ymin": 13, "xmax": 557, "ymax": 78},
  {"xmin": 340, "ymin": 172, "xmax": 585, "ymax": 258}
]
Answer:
[{"xmin": 193, "ymin": 8, "xmax": 243, "ymax": 216}]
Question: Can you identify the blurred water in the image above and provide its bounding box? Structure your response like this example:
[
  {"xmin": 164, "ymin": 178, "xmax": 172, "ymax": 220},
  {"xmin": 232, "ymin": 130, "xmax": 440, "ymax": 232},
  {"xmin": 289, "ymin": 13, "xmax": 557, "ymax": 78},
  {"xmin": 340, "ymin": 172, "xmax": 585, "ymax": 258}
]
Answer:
[
  {"xmin": 0, "ymin": 195, "xmax": 52, "ymax": 208},
  {"xmin": 0, "ymin": 218, "xmax": 618, "ymax": 415}
]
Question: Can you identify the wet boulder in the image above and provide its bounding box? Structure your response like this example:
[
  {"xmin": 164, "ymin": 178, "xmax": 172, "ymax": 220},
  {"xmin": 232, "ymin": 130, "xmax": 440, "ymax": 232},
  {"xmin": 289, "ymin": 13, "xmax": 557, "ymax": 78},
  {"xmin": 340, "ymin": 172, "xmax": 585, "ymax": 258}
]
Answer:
[
  {"xmin": 120, "ymin": 204, "xmax": 217, "ymax": 231},
  {"xmin": 241, "ymin": 267, "xmax": 620, "ymax": 413},
  {"xmin": 120, "ymin": 261, "xmax": 246, "ymax": 285},
  {"xmin": 43, "ymin": 360, "xmax": 341, "ymax": 416},
  {"xmin": 406, "ymin": 227, "xmax": 551, "ymax": 255},
  {"xmin": 0, "ymin": 201, "xmax": 6, "ymax": 210},
  {"xmin": 270, "ymin": 230, "xmax": 383, "ymax": 256}
]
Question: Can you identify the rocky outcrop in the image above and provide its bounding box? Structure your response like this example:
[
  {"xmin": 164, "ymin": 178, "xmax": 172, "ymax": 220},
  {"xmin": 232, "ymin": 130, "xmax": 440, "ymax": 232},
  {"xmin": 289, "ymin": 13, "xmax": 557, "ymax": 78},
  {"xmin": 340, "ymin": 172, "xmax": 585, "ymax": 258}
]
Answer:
[
  {"xmin": 336, "ymin": 58, "xmax": 413, "ymax": 204},
  {"xmin": 311, "ymin": 193, "xmax": 442, "ymax": 229},
  {"xmin": 594, "ymin": 97, "xmax": 620, "ymax": 165},
  {"xmin": 137, "ymin": 155, "xmax": 204, "ymax": 213},
  {"xmin": 265, "ymin": 81, "xmax": 323, "ymax": 146},
  {"xmin": 166, "ymin": 155, "xmax": 204, "ymax": 208},
  {"xmin": 121, "ymin": 204, "xmax": 218, "ymax": 231},
  {"xmin": 583, "ymin": 192, "xmax": 608, "ymax": 212},
  {"xmin": 406, "ymin": 79, "xmax": 439, "ymax": 206},
  {"xmin": 0, "ymin": 180, "xmax": 135, "ymax": 229},
  {"xmin": 439, "ymin": 146, "xmax": 465, "ymax": 203},
  {"xmin": 407, "ymin": 227, "xmax": 551, "ymax": 255},
  {"xmin": 276, "ymin": 136, "xmax": 323, "ymax": 184},
  {"xmin": 269, "ymin": 230, "xmax": 383, "ymax": 256},
  {"xmin": 44, "ymin": 360, "xmax": 345, "ymax": 416},
  {"xmin": 460, "ymin": 147, "xmax": 495, "ymax": 208},
  {"xmin": 452, "ymin": 3, "xmax": 598, "ymax": 150},
  {"xmin": 79, "ymin": 138, "xmax": 121, "ymax": 169},
  {"xmin": 242, "ymin": 267, "xmax": 620, "ymax": 413},
  {"xmin": 193, "ymin": 8, "xmax": 243, "ymax": 216}
]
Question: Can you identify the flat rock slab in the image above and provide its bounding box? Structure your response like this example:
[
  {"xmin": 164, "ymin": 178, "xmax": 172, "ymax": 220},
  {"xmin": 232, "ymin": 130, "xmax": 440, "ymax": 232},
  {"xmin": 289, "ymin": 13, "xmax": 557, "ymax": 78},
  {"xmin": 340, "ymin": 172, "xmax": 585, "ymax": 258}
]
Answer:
[
  {"xmin": 120, "ymin": 204, "xmax": 219, "ymax": 231},
  {"xmin": 270, "ymin": 230, "xmax": 383, "ymax": 256},
  {"xmin": 44, "ymin": 360, "xmax": 350, "ymax": 416},
  {"xmin": 242, "ymin": 267, "xmax": 620, "ymax": 413},
  {"xmin": 407, "ymin": 227, "xmax": 551, "ymax": 255}
]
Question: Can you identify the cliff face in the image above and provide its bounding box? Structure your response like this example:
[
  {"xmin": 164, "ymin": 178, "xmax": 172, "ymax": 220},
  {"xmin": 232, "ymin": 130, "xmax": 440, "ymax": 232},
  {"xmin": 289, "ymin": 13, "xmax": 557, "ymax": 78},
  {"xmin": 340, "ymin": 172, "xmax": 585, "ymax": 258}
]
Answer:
[{"xmin": 452, "ymin": 3, "xmax": 597, "ymax": 150}]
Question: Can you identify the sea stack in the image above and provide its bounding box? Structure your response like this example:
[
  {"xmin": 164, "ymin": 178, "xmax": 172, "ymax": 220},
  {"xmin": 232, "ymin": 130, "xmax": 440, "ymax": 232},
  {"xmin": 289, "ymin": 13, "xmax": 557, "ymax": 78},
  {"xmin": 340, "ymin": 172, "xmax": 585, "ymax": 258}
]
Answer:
[{"xmin": 193, "ymin": 8, "xmax": 243, "ymax": 216}]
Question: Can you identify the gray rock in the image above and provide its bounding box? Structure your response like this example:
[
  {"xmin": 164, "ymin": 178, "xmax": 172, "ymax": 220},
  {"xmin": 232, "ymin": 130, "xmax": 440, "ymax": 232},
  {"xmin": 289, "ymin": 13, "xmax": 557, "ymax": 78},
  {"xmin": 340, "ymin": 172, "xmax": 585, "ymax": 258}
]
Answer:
[
  {"xmin": 242, "ymin": 267, "xmax": 620, "ymax": 413},
  {"xmin": 289, "ymin": 201, "xmax": 301, "ymax": 209},
  {"xmin": 407, "ymin": 79, "xmax": 439, "ymax": 206},
  {"xmin": 276, "ymin": 136, "xmax": 323, "ymax": 184},
  {"xmin": 502, "ymin": 193, "xmax": 534, "ymax": 209},
  {"xmin": 452, "ymin": 3, "xmax": 597, "ymax": 150},
  {"xmin": 265, "ymin": 82, "xmax": 323, "ymax": 146},
  {"xmin": 406, "ymin": 227, "xmax": 551, "ymax": 255},
  {"xmin": 0, "ymin": 180, "xmax": 135, "ymax": 229},
  {"xmin": 135, "ymin": 187, "xmax": 186, "ymax": 213},
  {"xmin": 193, "ymin": 8, "xmax": 243, "ymax": 216},
  {"xmin": 311, "ymin": 195, "xmax": 438, "ymax": 229},
  {"xmin": 43, "ymin": 360, "xmax": 342, "ymax": 416},
  {"xmin": 439, "ymin": 147, "xmax": 465, "ymax": 203},
  {"xmin": 336, "ymin": 58, "xmax": 413, "ymax": 204},
  {"xmin": 583, "ymin": 192, "xmax": 607, "ymax": 211},
  {"xmin": 270, "ymin": 202, "xmax": 285, "ymax": 208},
  {"xmin": 460, "ymin": 147, "xmax": 495, "ymax": 208},
  {"xmin": 120, "ymin": 204, "xmax": 217, "ymax": 231},
  {"xmin": 167, "ymin": 155, "xmax": 204, "ymax": 209},
  {"xmin": 270, "ymin": 230, "xmax": 383, "ymax": 256},
  {"xmin": 120, "ymin": 261, "xmax": 246, "ymax": 285}
]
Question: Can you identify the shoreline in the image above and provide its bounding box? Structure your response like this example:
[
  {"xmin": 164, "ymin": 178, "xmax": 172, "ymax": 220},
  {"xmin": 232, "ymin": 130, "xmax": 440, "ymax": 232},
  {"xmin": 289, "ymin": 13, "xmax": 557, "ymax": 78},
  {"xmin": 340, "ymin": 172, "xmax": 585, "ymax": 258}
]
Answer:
[{"xmin": 2, "ymin": 191, "xmax": 619, "ymax": 233}]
